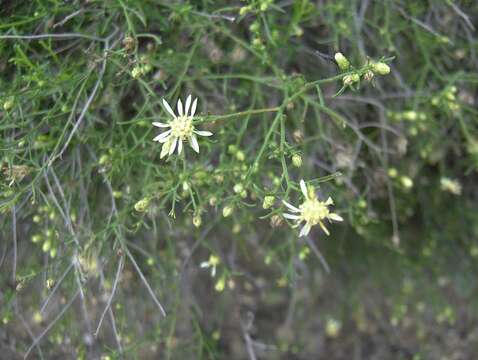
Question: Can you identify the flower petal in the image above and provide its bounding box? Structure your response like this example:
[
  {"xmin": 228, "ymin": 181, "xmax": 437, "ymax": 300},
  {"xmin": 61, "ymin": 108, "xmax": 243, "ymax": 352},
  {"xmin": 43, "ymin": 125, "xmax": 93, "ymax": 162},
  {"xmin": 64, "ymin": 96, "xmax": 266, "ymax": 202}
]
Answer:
[
  {"xmin": 211, "ymin": 266, "xmax": 216, "ymax": 277},
  {"xmin": 190, "ymin": 97, "xmax": 198, "ymax": 117},
  {"xmin": 200, "ymin": 262, "xmax": 210, "ymax": 268},
  {"xmin": 328, "ymin": 213, "xmax": 343, "ymax": 222},
  {"xmin": 319, "ymin": 221, "xmax": 330, "ymax": 236},
  {"xmin": 177, "ymin": 139, "xmax": 183, "ymax": 155},
  {"xmin": 282, "ymin": 200, "xmax": 300, "ymax": 213},
  {"xmin": 184, "ymin": 95, "xmax": 192, "ymax": 116},
  {"xmin": 177, "ymin": 98, "xmax": 183, "ymax": 117},
  {"xmin": 283, "ymin": 213, "xmax": 300, "ymax": 220},
  {"xmin": 162, "ymin": 98, "xmax": 176, "ymax": 118},
  {"xmin": 300, "ymin": 179, "xmax": 308, "ymax": 198},
  {"xmin": 325, "ymin": 197, "xmax": 334, "ymax": 205},
  {"xmin": 152, "ymin": 122, "xmax": 170, "ymax": 128},
  {"xmin": 153, "ymin": 129, "xmax": 171, "ymax": 141},
  {"xmin": 169, "ymin": 137, "xmax": 177, "ymax": 155},
  {"xmin": 194, "ymin": 130, "xmax": 213, "ymax": 137},
  {"xmin": 160, "ymin": 141, "xmax": 170, "ymax": 159},
  {"xmin": 190, "ymin": 135, "xmax": 199, "ymax": 153},
  {"xmin": 299, "ymin": 224, "xmax": 311, "ymax": 237}
]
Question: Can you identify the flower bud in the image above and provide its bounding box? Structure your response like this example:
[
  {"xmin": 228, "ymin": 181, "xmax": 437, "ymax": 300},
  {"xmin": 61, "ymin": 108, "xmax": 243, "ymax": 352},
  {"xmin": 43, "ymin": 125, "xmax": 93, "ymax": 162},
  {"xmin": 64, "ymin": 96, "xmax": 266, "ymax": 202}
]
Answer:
[
  {"xmin": 3, "ymin": 98, "xmax": 14, "ymax": 111},
  {"xmin": 236, "ymin": 150, "xmax": 245, "ymax": 161},
  {"xmin": 325, "ymin": 318, "xmax": 341, "ymax": 338},
  {"xmin": 262, "ymin": 195, "xmax": 275, "ymax": 209},
  {"xmin": 182, "ymin": 181, "xmax": 189, "ymax": 191},
  {"xmin": 222, "ymin": 205, "xmax": 233, "ymax": 218},
  {"xmin": 270, "ymin": 215, "xmax": 283, "ymax": 228},
  {"xmin": 363, "ymin": 70, "xmax": 374, "ymax": 82},
  {"xmin": 293, "ymin": 129, "xmax": 303, "ymax": 143},
  {"xmin": 334, "ymin": 52, "xmax": 350, "ymax": 71},
  {"xmin": 215, "ymin": 278, "xmax": 225, "ymax": 292},
  {"xmin": 209, "ymin": 196, "xmax": 217, "ymax": 206},
  {"xmin": 372, "ymin": 62, "xmax": 390, "ymax": 75},
  {"xmin": 292, "ymin": 154, "xmax": 302, "ymax": 168},
  {"xmin": 233, "ymin": 183, "xmax": 244, "ymax": 194},
  {"xmin": 134, "ymin": 198, "xmax": 150, "ymax": 212},
  {"xmin": 343, "ymin": 73, "xmax": 360, "ymax": 86},
  {"xmin": 387, "ymin": 168, "xmax": 398, "ymax": 178},
  {"xmin": 400, "ymin": 176, "xmax": 413, "ymax": 189},
  {"xmin": 131, "ymin": 66, "xmax": 143, "ymax": 79},
  {"xmin": 193, "ymin": 214, "xmax": 202, "ymax": 227}
]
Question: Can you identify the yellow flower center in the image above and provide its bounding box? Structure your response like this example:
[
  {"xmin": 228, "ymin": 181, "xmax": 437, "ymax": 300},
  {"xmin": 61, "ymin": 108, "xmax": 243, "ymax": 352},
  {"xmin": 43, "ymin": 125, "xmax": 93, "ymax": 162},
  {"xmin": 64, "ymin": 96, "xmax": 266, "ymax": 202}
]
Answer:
[
  {"xmin": 300, "ymin": 198, "xmax": 330, "ymax": 225},
  {"xmin": 170, "ymin": 116, "xmax": 193, "ymax": 140}
]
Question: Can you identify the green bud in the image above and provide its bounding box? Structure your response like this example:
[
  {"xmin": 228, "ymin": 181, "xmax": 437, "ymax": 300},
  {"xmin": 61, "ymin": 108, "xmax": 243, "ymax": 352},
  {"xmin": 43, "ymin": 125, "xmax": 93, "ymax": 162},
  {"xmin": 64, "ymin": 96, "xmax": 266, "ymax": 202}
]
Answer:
[
  {"xmin": 42, "ymin": 240, "xmax": 52, "ymax": 252},
  {"xmin": 98, "ymin": 154, "xmax": 109, "ymax": 165},
  {"xmin": 134, "ymin": 198, "xmax": 150, "ymax": 212},
  {"xmin": 193, "ymin": 214, "xmax": 202, "ymax": 228},
  {"xmin": 131, "ymin": 66, "xmax": 143, "ymax": 79},
  {"xmin": 262, "ymin": 195, "xmax": 275, "ymax": 209},
  {"xmin": 292, "ymin": 154, "xmax": 302, "ymax": 168},
  {"xmin": 3, "ymin": 98, "xmax": 14, "ymax": 111},
  {"xmin": 372, "ymin": 62, "xmax": 390, "ymax": 75},
  {"xmin": 182, "ymin": 181, "xmax": 190, "ymax": 191},
  {"xmin": 334, "ymin": 52, "xmax": 350, "ymax": 71},
  {"xmin": 400, "ymin": 176, "xmax": 413, "ymax": 189},
  {"xmin": 388, "ymin": 168, "xmax": 398, "ymax": 178},
  {"xmin": 236, "ymin": 150, "xmax": 245, "ymax": 162},
  {"xmin": 233, "ymin": 183, "xmax": 244, "ymax": 194},
  {"xmin": 222, "ymin": 205, "xmax": 233, "ymax": 218}
]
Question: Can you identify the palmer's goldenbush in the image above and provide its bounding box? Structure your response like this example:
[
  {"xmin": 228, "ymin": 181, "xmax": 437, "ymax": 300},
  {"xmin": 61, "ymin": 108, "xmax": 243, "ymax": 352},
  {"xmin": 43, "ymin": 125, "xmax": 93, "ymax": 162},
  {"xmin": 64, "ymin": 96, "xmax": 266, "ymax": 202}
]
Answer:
[{"xmin": 1, "ymin": 0, "xmax": 478, "ymax": 358}]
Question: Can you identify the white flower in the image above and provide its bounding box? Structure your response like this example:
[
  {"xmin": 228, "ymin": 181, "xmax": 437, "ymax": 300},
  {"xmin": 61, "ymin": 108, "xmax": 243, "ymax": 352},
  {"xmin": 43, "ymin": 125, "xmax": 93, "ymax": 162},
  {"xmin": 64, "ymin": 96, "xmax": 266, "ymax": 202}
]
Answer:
[
  {"xmin": 153, "ymin": 95, "xmax": 213, "ymax": 158},
  {"xmin": 282, "ymin": 179, "xmax": 343, "ymax": 237},
  {"xmin": 200, "ymin": 255, "xmax": 220, "ymax": 277}
]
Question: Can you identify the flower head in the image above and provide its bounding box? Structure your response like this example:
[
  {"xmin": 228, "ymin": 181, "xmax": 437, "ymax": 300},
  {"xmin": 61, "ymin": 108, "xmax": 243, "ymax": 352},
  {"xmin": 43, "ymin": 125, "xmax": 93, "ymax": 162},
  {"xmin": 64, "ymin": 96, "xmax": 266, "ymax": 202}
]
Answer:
[
  {"xmin": 153, "ymin": 95, "xmax": 213, "ymax": 158},
  {"xmin": 282, "ymin": 179, "xmax": 343, "ymax": 237}
]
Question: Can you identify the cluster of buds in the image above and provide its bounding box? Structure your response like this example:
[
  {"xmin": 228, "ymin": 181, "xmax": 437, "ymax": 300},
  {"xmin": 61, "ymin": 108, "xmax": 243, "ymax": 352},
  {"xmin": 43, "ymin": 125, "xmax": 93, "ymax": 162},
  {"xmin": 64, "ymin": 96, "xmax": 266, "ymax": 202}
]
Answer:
[{"xmin": 334, "ymin": 52, "xmax": 391, "ymax": 88}]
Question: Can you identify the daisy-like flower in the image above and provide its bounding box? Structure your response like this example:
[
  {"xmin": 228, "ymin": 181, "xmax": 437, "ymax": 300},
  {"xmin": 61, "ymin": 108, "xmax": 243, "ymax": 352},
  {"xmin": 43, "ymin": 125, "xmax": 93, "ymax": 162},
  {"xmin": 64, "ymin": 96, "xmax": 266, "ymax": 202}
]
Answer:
[
  {"xmin": 153, "ymin": 95, "xmax": 213, "ymax": 158},
  {"xmin": 200, "ymin": 254, "xmax": 220, "ymax": 277},
  {"xmin": 282, "ymin": 179, "xmax": 343, "ymax": 237}
]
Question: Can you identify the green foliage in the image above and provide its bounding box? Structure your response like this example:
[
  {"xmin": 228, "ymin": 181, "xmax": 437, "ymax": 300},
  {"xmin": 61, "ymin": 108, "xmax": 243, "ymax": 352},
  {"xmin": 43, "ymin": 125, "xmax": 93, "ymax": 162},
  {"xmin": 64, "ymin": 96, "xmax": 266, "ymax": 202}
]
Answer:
[{"xmin": 1, "ymin": 0, "xmax": 478, "ymax": 358}]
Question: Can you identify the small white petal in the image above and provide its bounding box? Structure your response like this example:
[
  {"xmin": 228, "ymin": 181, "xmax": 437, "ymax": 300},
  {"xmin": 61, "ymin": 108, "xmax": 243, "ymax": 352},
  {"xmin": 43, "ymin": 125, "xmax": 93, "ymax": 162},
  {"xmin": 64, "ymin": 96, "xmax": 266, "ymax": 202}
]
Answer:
[
  {"xmin": 325, "ymin": 197, "xmax": 334, "ymax": 205},
  {"xmin": 160, "ymin": 141, "xmax": 170, "ymax": 159},
  {"xmin": 194, "ymin": 130, "xmax": 213, "ymax": 137},
  {"xmin": 169, "ymin": 137, "xmax": 177, "ymax": 155},
  {"xmin": 328, "ymin": 213, "xmax": 343, "ymax": 222},
  {"xmin": 282, "ymin": 200, "xmax": 300, "ymax": 213},
  {"xmin": 283, "ymin": 213, "xmax": 300, "ymax": 220},
  {"xmin": 190, "ymin": 98, "xmax": 198, "ymax": 117},
  {"xmin": 319, "ymin": 221, "xmax": 330, "ymax": 236},
  {"xmin": 153, "ymin": 130, "xmax": 171, "ymax": 141},
  {"xmin": 211, "ymin": 267, "xmax": 216, "ymax": 277},
  {"xmin": 162, "ymin": 98, "xmax": 176, "ymax": 118},
  {"xmin": 156, "ymin": 136, "xmax": 171, "ymax": 143},
  {"xmin": 177, "ymin": 139, "xmax": 183, "ymax": 155},
  {"xmin": 300, "ymin": 179, "xmax": 308, "ymax": 198},
  {"xmin": 184, "ymin": 95, "xmax": 192, "ymax": 115},
  {"xmin": 152, "ymin": 122, "xmax": 170, "ymax": 128},
  {"xmin": 299, "ymin": 224, "xmax": 311, "ymax": 237},
  {"xmin": 190, "ymin": 135, "xmax": 199, "ymax": 153},
  {"xmin": 200, "ymin": 262, "xmax": 209, "ymax": 268},
  {"xmin": 177, "ymin": 98, "xmax": 184, "ymax": 117}
]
